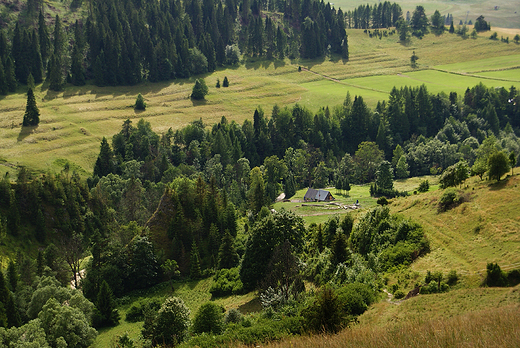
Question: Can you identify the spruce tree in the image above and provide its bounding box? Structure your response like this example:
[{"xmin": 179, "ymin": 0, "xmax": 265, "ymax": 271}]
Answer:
[
  {"xmin": 223, "ymin": 76, "xmax": 229, "ymax": 87},
  {"xmin": 5, "ymin": 56, "xmax": 17, "ymax": 92},
  {"xmin": 36, "ymin": 250, "xmax": 44, "ymax": 277},
  {"xmin": 38, "ymin": 11, "xmax": 51, "ymax": 64},
  {"xmin": 217, "ymin": 231, "xmax": 239, "ymax": 269},
  {"xmin": 47, "ymin": 53, "xmax": 63, "ymax": 91},
  {"xmin": 93, "ymin": 137, "xmax": 115, "ymax": 178},
  {"xmin": 0, "ymin": 60, "xmax": 7, "ymax": 95},
  {"xmin": 95, "ymin": 280, "xmax": 120, "ymax": 327},
  {"xmin": 191, "ymin": 79, "xmax": 208, "ymax": 100},
  {"xmin": 23, "ymin": 88, "xmax": 40, "ymax": 126},
  {"xmin": 190, "ymin": 242, "xmax": 202, "ymax": 279},
  {"xmin": 135, "ymin": 93, "xmax": 146, "ymax": 110},
  {"xmin": 6, "ymin": 260, "xmax": 17, "ymax": 292},
  {"xmin": 27, "ymin": 73, "xmax": 35, "ymax": 90}
]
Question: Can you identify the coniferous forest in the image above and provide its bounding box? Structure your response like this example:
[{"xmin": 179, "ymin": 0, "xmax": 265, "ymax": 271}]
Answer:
[{"xmin": 1, "ymin": 0, "xmax": 520, "ymax": 346}]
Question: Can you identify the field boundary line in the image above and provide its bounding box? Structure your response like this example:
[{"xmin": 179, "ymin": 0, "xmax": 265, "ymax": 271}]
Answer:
[
  {"xmin": 297, "ymin": 66, "xmax": 390, "ymax": 94},
  {"xmin": 430, "ymin": 67, "xmax": 520, "ymax": 83}
]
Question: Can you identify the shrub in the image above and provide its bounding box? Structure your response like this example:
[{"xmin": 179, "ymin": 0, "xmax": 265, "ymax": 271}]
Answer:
[
  {"xmin": 438, "ymin": 188, "xmax": 459, "ymax": 212},
  {"xmin": 377, "ymin": 197, "xmax": 388, "ymax": 206},
  {"xmin": 224, "ymin": 308, "xmax": 243, "ymax": 324},
  {"xmin": 336, "ymin": 283, "xmax": 375, "ymax": 316},
  {"xmin": 447, "ymin": 270, "xmax": 459, "ymax": 286},
  {"xmin": 507, "ymin": 269, "xmax": 520, "ymax": 286},
  {"xmin": 210, "ymin": 268, "xmax": 243, "ymax": 297},
  {"xmin": 394, "ymin": 289, "xmax": 405, "ymax": 299},
  {"xmin": 126, "ymin": 298, "xmax": 162, "ymax": 322},
  {"xmin": 417, "ymin": 180, "xmax": 429, "ymax": 193},
  {"xmin": 484, "ymin": 263, "xmax": 507, "ymax": 287},
  {"xmin": 192, "ymin": 302, "xmax": 224, "ymax": 335}
]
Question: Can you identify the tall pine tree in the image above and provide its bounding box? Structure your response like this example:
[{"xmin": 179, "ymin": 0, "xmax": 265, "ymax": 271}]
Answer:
[{"xmin": 23, "ymin": 88, "xmax": 40, "ymax": 126}]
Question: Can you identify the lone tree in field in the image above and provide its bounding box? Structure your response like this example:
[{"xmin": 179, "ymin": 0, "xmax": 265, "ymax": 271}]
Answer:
[
  {"xmin": 135, "ymin": 93, "xmax": 146, "ymax": 110},
  {"xmin": 410, "ymin": 51, "xmax": 419, "ymax": 68},
  {"xmin": 223, "ymin": 76, "xmax": 229, "ymax": 87},
  {"xmin": 23, "ymin": 88, "xmax": 40, "ymax": 126},
  {"xmin": 487, "ymin": 151, "xmax": 510, "ymax": 181},
  {"xmin": 191, "ymin": 79, "xmax": 208, "ymax": 100}
]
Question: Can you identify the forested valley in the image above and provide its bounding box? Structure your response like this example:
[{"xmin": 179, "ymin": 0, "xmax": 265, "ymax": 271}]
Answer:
[{"xmin": 1, "ymin": 0, "xmax": 520, "ymax": 346}]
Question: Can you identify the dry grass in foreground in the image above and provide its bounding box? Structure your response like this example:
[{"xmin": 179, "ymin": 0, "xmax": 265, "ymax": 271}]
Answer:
[{"xmin": 243, "ymin": 305, "xmax": 520, "ymax": 348}]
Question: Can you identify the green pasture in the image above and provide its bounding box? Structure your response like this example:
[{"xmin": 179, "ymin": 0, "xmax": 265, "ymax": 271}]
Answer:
[{"xmin": 2, "ymin": 30, "xmax": 520, "ymax": 175}]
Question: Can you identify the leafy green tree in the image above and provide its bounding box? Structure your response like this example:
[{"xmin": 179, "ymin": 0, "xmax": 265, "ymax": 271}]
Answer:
[
  {"xmin": 439, "ymin": 161, "xmax": 469, "ymax": 188},
  {"xmin": 192, "ymin": 302, "xmax": 224, "ymax": 335},
  {"xmin": 143, "ymin": 297, "xmax": 190, "ymax": 346},
  {"xmin": 94, "ymin": 280, "xmax": 120, "ymax": 328},
  {"xmin": 354, "ymin": 142, "xmax": 384, "ymax": 183},
  {"xmin": 161, "ymin": 259, "xmax": 181, "ymax": 291},
  {"xmin": 135, "ymin": 93, "xmax": 146, "ymax": 110},
  {"xmin": 23, "ymin": 88, "xmax": 40, "ymax": 126},
  {"xmin": 38, "ymin": 297, "xmax": 97, "ymax": 348},
  {"xmin": 240, "ymin": 209, "xmax": 305, "ymax": 291},
  {"xmin": 395, "ymin": 155, "xmax": 410, "ymax": 179},
  {"xmin": 514, "ymin": 34, "xmax": 520, "ymax": 44},
  {"xmin": 191, "ymin": 79, "xmax": 208, "ymax": 100},
  {"xmin": 487, "ymin": 151, "xmax": 510, "ymax": 181}
]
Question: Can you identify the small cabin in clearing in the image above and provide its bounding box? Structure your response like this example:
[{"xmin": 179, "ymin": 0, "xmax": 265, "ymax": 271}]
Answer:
[{"xmin": 304, "ymin": 188, "xmax": 335, "ymax": 202}]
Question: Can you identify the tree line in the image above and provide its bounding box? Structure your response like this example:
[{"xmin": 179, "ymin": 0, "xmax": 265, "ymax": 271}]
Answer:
[{"xmin": 0, "ymin": 0, "xmax": 351, "ymax": 92}]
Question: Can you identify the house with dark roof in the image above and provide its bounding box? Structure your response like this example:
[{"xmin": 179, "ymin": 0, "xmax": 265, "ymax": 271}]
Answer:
[{"xmin": 304, "ymin": 188, "xmax": 335, "ymax": 202}]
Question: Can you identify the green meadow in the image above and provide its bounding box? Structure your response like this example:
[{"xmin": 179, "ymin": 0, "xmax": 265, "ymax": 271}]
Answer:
[{"xmin": 2, "ymin": 29, "xmax": 520, "ymax": 176}]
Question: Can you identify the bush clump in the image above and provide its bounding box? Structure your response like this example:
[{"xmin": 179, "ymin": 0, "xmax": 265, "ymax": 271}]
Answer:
[
  {"xmin": 209, "ymin": 268, "xmax": 244, "ymax": 297},
  {"xmin": 438, "ymin": 188, "xmax": 460, "ymax": 212},
  {"xmin": 417, "ymin": 180, "xmax": 429, "ymax": 192},
  {"xmin": 126, "ymin": 298, "xmax": 162, "ymax": 322}
]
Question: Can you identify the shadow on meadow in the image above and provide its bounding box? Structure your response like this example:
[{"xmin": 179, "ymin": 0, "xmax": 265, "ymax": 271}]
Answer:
[{"xmin": 17, "ymin": 125, "xmax": 36, "ymax": 142}]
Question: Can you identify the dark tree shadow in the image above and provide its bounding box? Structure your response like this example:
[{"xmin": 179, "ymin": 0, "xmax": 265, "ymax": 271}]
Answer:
[
  {"xmin": 17, "ymin": 125, "xmax": 37, "ymax": 142},
  {"xmin": 488, "ymin": 176, "xmax": 510, "ymax": 190},
  {"xmin": 238, "ymin": 297, "xmax": 262, "ymax": 314}
]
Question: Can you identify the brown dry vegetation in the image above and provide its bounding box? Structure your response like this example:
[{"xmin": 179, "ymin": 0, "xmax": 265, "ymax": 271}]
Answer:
[{"xmin": 241, "ymin": 304, "xmax": 520, "ymax": 348}]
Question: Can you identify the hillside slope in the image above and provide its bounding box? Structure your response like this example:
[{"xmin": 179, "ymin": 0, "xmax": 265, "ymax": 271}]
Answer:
[{"xmin": 390, "ymin": 173, "xmax": 520, "ymax": 282}]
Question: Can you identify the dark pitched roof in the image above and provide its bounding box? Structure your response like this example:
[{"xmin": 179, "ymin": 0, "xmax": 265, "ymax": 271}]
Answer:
[{"xmin": 304, "ymin": 188, "xmax": 334, "ymax": 201}]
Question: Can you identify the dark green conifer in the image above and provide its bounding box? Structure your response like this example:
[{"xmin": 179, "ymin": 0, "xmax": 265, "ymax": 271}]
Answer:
[
  {"xmin": 223, "ymin": 76, "xmax": 229, "ymax": 87},
  {"xmin": 93, "ymin": 137, "xmax": 115, "ymax": 177},
  {"xmin": 23, "ymin": 88, "xmax": 40, "ymax": 126},
  {"xmin": 0, "ymin": 60, "xmax": 7, "ymax": 95},
  {"xmin": 6, "ymin": 260, "xmax": 17, "ymax": 292},
  {"xmin": 190, "ymin": 241, "xmax": 202, "ymax": 279},
  {"xmin": 217, "ymin": 231, "xmax": 239, "ymax": 269},
  {"xmin": 95, "ymin": 280, "xmax": 120, "ymax": 327}
]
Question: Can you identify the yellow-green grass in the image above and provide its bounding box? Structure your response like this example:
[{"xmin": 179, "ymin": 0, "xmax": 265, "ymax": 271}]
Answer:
[
  {"xmin": 93, "ymin": 277, "xmax": 259, "ymax": 347},
  {"xmin": 435, "ymin": 53, "xmax": 520, "ymax": 73},
  {"xmin": 2, "ymin": 30, "xmax": 520, "ymax": 176},
  {"xmin": 389, "ymin": 174, "xmax": 520, "ymax": 278},
  {"xmin": 475, "ymin": 67, "xmax": 520, "ymax": 81}
]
